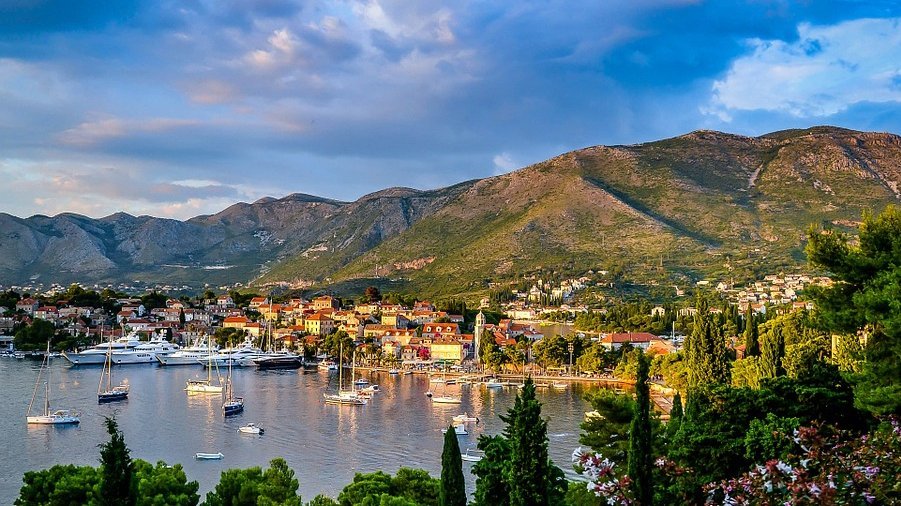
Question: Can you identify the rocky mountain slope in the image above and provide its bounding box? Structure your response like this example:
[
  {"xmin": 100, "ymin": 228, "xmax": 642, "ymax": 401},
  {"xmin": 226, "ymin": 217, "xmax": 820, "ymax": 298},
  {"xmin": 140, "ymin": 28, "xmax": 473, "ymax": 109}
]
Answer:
[{"xmin": 2, "ymin": 126, "xmax": 899, "ymax": 294}]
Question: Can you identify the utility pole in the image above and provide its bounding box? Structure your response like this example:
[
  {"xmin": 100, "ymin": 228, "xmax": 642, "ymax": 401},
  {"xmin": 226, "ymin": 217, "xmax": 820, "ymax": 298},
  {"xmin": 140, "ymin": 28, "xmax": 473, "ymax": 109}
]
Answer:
[{"xmin": 568, "ymin": 342, "xmax": 574, "ymax": 375}]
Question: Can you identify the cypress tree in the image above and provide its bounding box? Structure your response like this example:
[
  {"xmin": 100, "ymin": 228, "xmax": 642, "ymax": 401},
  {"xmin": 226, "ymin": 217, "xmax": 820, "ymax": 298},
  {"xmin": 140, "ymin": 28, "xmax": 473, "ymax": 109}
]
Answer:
[
  {"xmin": 744, "ymin": 307, "xmax": 759, "ymax": 357},
  {"xmin": 98, "ymin": 417, "xmax": 135, "ymax": 506},
  {"xmin": 500, "ymin": 377, "xmax": 561, "ymax": 506},
  {"xmin": 627, "ymin": 353, "xmax": 653, "ymax": 505},
  {"xmin": 440, "ymin": 425, "xmax": 466, "ymax": 506},
  {"xmin": 759, "ymin": 326, "xmax": 784, "ymax": 379},
  {"xmin": 685, "ymin": 300, "xmax": 731, "ymax": 388},
  {"xmin": 666, "ymin": 392, "xmax": 683, "ymax": 440}
]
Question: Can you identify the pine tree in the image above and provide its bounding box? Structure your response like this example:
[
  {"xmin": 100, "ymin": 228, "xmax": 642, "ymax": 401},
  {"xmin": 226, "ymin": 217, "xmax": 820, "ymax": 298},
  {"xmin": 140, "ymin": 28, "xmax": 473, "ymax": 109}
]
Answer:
[
  {"xmin": 628, "ymin": 353, "xmax": 653, "ymax": 505},
  {"xmin": 440, "ymin": 426, "xmax": 466, "ymax": 506},
  {"xmin": 666, "ymin": 392, "xmax": 683, "ymax": 440},
  {"xmin": 501, "ymin": 378, "xmax": 553, "ymax": 506},
  {"xmin": 98, "ymin": 417, "xmax": 135, "ymax": 506}
]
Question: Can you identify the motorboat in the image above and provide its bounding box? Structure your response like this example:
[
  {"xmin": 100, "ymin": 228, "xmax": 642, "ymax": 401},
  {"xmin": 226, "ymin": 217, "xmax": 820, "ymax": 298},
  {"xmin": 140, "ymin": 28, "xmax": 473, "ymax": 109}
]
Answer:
[
  {"xmin": 432, "ymin": 395, "xmax": 462, "ymax": 404},
  {"xmin": 194, "ymin": 452, "xmax": 224, "ymax": 460},
  {"xmin": 238, "ymin": 423, "xmax": 264, "ymax": 435},
  {"xmin": 453, "ymin": 413, "xmax": 478, "ymax": 424},
  {"xmin": 205, "ymin": 338, "xmax": 266, "ymax": 367},
  {"xmin": 551, "ymin": 382, "xmax": 567, "ymax": 390},
  {"xmin": 388, "ymin": 369, "xmax": 399, "ymax": 375},
  {"xmin": 360, "ymin": 384, "xmax": 379, "ymax": 394},
  {"xmin": 27, "ymin": 342, "xmax": 80, "ymax": 425},
  {"xmin": 111, "ymin": 336, "xmax": 180, "ymax": 364},
  {"xmin": 461, "ymin": 448, "xmax": 484, "ymax": 462},
  {"xmin": 157, "ymin": 337, "xmax": 218, "ymax": 366},
  {"xmin": 442, "ymin": 423, "xmax": 467, "ymax": 435},
  {"xmin": 353, "ymin": 377, "xmax": 369, "ymax": 386},
  {"xmin": 485, "ymin": 378, "xmax": 503, "ymax": 389},
  {"xmin": 63, "ymin": 334, "xmax": 142, "ymax": 365},
  {"xmin": 318, "ymin": 360, "xmax": 338, "ymax": 371},
  {"xmin": 252, "ymin": 353, "xmax": 303, "ymax": 370}
]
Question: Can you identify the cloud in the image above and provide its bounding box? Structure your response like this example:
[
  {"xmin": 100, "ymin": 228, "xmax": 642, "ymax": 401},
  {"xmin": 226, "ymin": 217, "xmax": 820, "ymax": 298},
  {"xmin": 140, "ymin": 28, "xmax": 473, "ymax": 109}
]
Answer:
[
  {"xmin": 3, "ymin": 2, "xmax": 901, "ymax": 221},
  {"xmin": 708, "ymin": 18, "xmax": 901, "ymax": 119},
  {"xmin": 492, "ymin": 152, "xmax": 518, "ymax": 174}
]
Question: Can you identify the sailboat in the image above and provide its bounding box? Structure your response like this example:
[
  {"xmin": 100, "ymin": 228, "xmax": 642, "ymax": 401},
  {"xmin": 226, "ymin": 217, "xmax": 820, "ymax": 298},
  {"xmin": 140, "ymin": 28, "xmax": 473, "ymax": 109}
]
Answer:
[
  {"xmin": 98, "ymin": 328, "xmax": 129, "ymax": 403},
  {"xmin": 27, "ymin": 341, "xmax": 80, "ymax": 424},
  {"xmin": 186, "ymin": 339, "xmax": 223, "ymax": 393},
  {"xmin": 323, "ymin": 342, "xmax": 367, "ymax": 405},
  {"xmin": 431, "ymin": 366, "xmax": 462, "ymax": 405},
  {"xmin": 222, "ymin": 347, "xmax": 244, "ymax": 416}
]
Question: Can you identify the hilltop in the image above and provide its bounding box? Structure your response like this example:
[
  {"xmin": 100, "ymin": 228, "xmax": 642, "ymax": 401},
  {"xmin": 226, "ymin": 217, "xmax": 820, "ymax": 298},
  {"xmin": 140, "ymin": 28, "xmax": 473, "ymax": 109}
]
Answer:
[{"xmin": 2, "ymin": 126, "xmax": 900, "ymax": 295}]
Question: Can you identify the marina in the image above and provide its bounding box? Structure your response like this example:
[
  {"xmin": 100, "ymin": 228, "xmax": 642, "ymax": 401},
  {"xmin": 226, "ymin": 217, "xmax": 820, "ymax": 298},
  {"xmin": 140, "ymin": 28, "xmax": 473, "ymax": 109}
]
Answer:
[{"xmin": 1, "ymin": 357, "xmax": 593, "ymax": 503}]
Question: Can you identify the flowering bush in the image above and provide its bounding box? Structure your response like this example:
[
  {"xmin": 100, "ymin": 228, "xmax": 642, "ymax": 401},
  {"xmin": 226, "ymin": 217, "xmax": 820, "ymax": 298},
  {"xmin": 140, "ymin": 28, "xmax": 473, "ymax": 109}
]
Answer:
[
  {"xmin": 573, "ymin": 419, "xmax": 901, "ymax": 505},
  {"xmin": 572, "ymin": 447, "xmax": 635, "ymax": 505},
  {"xmin": 704, "ymin": 419, "xmax": 901, "ymax": 505}
]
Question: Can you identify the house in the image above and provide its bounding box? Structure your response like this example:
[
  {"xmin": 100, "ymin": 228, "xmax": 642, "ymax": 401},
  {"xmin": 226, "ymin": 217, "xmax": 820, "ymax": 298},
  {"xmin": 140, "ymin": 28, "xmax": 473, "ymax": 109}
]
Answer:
[
  {"xmin": 380, "ymin": 312, "xmax": 410, "ymax": 329},
  {"xmin": 430, "ymin": 338, "xmax": 464, "ymax": 364},
  {"xmin": 16, "ymin": 298, "xmax": 39, "ymax": 315},
  {"xmin": 312, "ymin": 296, "xmax": 339, "ymax": 311},
  {"xmin": 421, "ymin": 323, "xmax": 460, "ymax": 339},
  {"xmin": 363, "ymin": 324, "xmax": 396, "ymax": 340},
  {"xmin": 223, "ymin": 316, "xmax": 252, "ymax": 330},
  {"xmin": 34, "ymin": 306, "xmax": 58, "ymax": 321},
  {"xmin": 304, "ymin": 313, "xmax": 334, "ymax": 336},
  {"xmin": 599, "ymin": 332, "xmax": 660, "ymax": 351},
  {"xmin": 248, "ymin": 297, "xmax": 268, "ymax": 309}
]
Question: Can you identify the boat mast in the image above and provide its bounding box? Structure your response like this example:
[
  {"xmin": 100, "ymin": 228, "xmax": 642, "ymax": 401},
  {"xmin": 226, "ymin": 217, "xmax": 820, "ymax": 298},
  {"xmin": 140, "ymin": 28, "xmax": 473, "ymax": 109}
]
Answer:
[{"xmin": 45, "ymin": 340, "xmax": 51, "ymax": 416}]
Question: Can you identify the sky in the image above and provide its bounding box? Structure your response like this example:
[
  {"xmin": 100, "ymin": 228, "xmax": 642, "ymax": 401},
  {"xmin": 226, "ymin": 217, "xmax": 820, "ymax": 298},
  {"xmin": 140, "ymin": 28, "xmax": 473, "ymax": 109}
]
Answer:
[{"xmin": 2, "ymin": 0, "xmax": 901, "ymax": 219}]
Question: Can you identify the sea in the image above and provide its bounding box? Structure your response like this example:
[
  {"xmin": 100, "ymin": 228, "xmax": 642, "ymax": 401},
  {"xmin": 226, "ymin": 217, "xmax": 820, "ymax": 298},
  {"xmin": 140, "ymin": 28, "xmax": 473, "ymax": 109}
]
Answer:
[{"xmin": 0, "ymin": 356, "xmax": 597, "ymax": 503}]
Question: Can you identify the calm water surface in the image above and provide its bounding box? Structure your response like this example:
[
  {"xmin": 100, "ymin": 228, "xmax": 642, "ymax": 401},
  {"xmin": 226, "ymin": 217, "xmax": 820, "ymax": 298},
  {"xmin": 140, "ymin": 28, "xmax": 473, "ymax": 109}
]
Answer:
[{"xmin": 0, "ymin": 357, "xmax": 596, "ymax": 502}]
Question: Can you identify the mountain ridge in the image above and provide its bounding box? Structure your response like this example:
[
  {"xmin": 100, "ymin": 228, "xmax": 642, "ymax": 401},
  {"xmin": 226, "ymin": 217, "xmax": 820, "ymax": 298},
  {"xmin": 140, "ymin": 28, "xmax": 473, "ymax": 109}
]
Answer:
[{"xmin": 2, "ymin": 126, "xmax": 900, "ymax": 294}]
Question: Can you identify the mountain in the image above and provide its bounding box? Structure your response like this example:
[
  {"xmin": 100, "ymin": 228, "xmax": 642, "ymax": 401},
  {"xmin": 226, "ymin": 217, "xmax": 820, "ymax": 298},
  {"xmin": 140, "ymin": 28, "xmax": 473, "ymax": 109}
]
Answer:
[{"xmin": 2, "ymin": 126, "xmax": 900, "ymax": 294}]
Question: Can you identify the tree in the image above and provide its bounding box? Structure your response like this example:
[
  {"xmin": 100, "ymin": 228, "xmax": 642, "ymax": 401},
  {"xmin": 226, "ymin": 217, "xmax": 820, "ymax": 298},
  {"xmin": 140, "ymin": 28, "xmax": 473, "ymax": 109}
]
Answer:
[
  {"xmin": 306, "ymin": 495, "xmax": 339, "ymax": 506},
  {"xmin": 133, "ymin": 460, "xmax": 199, "ymax": 506},
  {"xmin": 666, "ymin": 392, "xmax": 683, "ymax": 440},
  {"xmin": 337, "ymin": 469, "xmax": 437, "ymax": 506},
  {"xmin": 758, "ymin": 325, "xmax": 784, "ymax": 380},
  {"xmin": 363, "ymin": 286, "xmax": 382, "ymax": 303},
  {"xmin": 683, "ymin": 301, "xmax": 730, "ymax": 389},
  {"xmin": 579, "ymin": 389, "xmax": 636, "ymax": 462},
  {"xmin": 98, "ymin": 417, "xmax": 135, "ymax": 506},
  {"xmin": 14, "ymin": 319, "xmax": 56, "ymax": 351},
  {"xmin": 743, "ymin": 413, "xmax": 801, "ymax": 464},
  {"xmin": 205, "ymin": 459, "xmax": 301, "ymax": 506},
  {"xmin": 805, "ymin": 205, "xmax": 901, "ymax": 415},
  {"xmin": 743, "ymin": 307, "xmax": 759, "ymax": 357},
  {"xmin": 500, "ymin": 378, "xmax": 565, "ymax": 506},
  {"xmin": 439, "ymin": 426, "xmax": 465, "ymax": 506},
  {"xmin": 15, "ymin": 465, "xmax": 99, "ymax": 506},
  {"xmin": 627, "ymin": 352, "xmax": 653, "ymax": 505},
  {"xmin": 471, "ymin": 436, "xmax": 511, "ymax": 506}
]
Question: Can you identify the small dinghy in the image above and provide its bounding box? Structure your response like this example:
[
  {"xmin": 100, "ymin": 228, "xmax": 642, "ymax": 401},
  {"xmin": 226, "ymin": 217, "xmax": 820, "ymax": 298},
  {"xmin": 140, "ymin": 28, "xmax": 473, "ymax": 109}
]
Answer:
[{"xmin": 194, "ymin": 452, "xmax": 224, "ymax": 460}]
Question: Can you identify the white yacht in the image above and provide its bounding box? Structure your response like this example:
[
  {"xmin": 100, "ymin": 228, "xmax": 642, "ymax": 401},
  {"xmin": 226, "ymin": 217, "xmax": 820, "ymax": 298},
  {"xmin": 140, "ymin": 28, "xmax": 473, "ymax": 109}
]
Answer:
[
  {"xmin": 63, "ymin": 334, "xmax": 143, "ymax": 365},
  {"xmin": 111, "ymin": 336, "xmax": 180, "ymax": 365},
  {"xmin": 204, "ymin": 338, "xmax": 266, "ymax": 367},
  {"xmin": 157, "ymin": 337, "xmax": 218, "ymax": 366}
]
